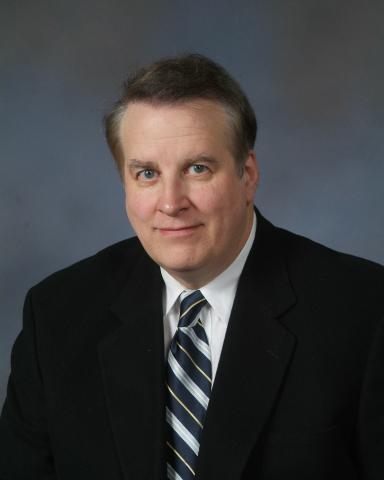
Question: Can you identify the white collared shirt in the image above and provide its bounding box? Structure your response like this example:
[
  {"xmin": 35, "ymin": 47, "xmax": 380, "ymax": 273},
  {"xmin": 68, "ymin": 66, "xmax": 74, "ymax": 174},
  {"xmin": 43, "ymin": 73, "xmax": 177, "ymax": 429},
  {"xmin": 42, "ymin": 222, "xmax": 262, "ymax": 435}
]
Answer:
[{"xmin": 161, "ymin": 213, "xmax": 256, "ymax": 384}]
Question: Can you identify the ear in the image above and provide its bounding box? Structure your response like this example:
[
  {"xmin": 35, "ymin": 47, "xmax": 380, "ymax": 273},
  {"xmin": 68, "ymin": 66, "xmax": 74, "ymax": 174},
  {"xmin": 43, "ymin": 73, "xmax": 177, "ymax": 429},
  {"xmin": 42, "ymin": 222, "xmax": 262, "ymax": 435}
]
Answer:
[{"xmin": 243, "ymin": 150, "xmax": 259, "ymax": 203}]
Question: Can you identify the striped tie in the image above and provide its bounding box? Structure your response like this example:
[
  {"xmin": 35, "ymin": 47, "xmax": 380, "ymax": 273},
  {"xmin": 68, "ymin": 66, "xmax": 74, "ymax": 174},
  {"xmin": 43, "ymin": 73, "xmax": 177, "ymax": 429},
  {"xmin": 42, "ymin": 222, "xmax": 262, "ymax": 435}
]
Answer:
[{"xmin": 165, "ymin": 290, "xmax": 211, "ymax": 480}]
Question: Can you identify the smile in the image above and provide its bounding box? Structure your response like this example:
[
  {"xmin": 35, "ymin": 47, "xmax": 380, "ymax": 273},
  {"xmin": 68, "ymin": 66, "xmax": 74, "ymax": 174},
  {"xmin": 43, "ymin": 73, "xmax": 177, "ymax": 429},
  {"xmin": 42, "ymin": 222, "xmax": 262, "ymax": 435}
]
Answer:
[{"xmin": 156, "ymin": 225, "xmax": 202, "ymax": 237}]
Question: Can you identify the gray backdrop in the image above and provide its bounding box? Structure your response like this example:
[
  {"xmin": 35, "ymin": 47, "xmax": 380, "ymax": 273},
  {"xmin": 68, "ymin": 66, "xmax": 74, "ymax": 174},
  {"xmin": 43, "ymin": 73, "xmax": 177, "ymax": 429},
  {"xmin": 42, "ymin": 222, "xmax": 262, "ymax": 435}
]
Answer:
[{"xmin": 1, "ymin": 0, "xmax": 383, "ymax": 404}]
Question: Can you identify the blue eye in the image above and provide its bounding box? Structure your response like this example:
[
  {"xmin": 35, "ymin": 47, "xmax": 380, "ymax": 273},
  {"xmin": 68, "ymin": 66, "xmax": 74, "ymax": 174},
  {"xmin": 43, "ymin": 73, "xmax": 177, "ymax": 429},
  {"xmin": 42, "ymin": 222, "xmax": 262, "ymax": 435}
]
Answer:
[
  {"xmin": 189, "ymin": 164, "xmax": 207, "ymax": 174},
  {"xmin": 138, "ymin": 169, "xmax": 156, "ymax": 180}
]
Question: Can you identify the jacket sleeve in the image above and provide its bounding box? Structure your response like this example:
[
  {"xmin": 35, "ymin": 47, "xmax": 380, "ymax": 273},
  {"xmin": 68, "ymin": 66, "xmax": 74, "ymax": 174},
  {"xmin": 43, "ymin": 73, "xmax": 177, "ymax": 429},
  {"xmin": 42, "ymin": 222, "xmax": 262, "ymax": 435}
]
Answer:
[
  {"xmin": 0, "ymin": 289, "xmax": 57, "ymax": 479},
  {"xmin": 358, "ymin": 315, "xmax": 384, "ymax": 479}
]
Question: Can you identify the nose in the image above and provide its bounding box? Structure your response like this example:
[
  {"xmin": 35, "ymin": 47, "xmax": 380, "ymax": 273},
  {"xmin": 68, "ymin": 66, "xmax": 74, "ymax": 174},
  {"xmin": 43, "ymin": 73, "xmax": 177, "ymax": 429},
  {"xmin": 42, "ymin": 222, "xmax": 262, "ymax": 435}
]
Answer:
[{"xmin": 158, "ymin": 177, "xmax": 189, "ymax": 216}]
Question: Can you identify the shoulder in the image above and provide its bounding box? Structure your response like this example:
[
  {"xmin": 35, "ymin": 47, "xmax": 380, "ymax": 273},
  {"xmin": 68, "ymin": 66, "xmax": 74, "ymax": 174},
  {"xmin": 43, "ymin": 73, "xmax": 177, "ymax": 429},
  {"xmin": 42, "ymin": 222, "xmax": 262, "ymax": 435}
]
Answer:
[
  {"xmin": 255, "ymin": 210, "xmax": 384, "ymax": 311},
  {"xmin": 28, "ymin": 236, "xmax": 146, "ymax": 309},
  {"xmin": 277, "ymin": 225, "xmax": 384, "ymax": 277},
  {"xmin": 257, "ymin": 210, "xmax": 384, "ymax": 278},
  {"xmin": 274, "ymin": 224, "xmax": 384, "ymax": 306}
]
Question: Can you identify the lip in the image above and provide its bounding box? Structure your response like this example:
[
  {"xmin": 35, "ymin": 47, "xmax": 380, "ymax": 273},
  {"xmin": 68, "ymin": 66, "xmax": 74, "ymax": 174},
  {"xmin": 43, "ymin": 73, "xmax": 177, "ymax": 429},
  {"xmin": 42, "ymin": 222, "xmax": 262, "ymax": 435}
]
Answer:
[{"xmin": 156, "ymin": 225, "xmax": 202, "ymax": 237}]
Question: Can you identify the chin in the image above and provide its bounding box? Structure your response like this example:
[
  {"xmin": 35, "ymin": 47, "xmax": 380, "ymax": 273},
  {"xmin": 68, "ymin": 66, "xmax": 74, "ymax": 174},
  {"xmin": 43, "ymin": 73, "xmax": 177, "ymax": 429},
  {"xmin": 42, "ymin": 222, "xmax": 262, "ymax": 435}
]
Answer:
[
  {"xmin": 152, "ymin": 247, "xmax": 201, "ymax": 268},
  {"xmin": 161, "ymin": 262, "xmax": 201, "ymax": 274},
  {"xmin": 158, "ymin": 256, "xmax": 206, "ymax": 275}
]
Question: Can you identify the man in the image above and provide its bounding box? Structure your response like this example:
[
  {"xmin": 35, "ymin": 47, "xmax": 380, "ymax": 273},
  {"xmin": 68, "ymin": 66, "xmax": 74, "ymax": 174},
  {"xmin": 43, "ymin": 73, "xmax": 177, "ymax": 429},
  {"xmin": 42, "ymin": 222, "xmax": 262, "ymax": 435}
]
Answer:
[{"xmin": 0, "ymin": 54, "xmax": 383, "ymax": 479}]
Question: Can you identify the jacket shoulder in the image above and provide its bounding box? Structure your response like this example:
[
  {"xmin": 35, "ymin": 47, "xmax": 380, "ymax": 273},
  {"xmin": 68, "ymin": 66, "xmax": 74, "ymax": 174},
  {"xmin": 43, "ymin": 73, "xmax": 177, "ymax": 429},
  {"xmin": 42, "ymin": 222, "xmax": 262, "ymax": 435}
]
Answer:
[
  {"xmin": 274, "ymin": 225, "xmax": 384, "ymax": 302},
  {"xmin": 277, "ymin": 226, "xmax": 384, "ymax": 274},
  {"xmin": 29, "ymin": 236, "xmax": 145, "ymax": 306}
]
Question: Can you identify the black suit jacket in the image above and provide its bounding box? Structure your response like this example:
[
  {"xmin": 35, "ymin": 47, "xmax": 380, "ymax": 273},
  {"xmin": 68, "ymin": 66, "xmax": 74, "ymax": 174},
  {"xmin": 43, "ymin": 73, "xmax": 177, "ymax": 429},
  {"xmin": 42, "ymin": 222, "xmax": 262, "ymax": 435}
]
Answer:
[{"xmin": 1, "ymin": 211, "xmax": 383, "ymax": 479}]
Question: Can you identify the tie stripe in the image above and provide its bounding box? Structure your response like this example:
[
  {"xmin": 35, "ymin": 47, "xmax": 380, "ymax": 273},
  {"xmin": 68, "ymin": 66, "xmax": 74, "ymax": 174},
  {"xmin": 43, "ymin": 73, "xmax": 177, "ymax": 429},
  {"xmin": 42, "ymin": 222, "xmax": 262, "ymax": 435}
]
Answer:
[
  {"xmin": 179, "ymin": 298, "xmax": 206, "ymax": 321},
  {"xmin": 172, "ymin": 345, "xmax": 212, "ymax": 397},
  {"xmin": 166, "ymin": 408, "xmax": 200, "ymax": 455},
  {"xmin": 176, "ymin": 341, "xmax": 212, "ymax": 384},
  {"xmin": 166, "ymin": 384, "xmax": 204, "ymax": 429},
  {"xmin": 167, "ymin": 463, "xmax": 183, "ymax": 480},
  {"xmin": 180, "ymin": 328, "xmax": 210, "ymax": 359},
  {"xmin": 167, "ymin": 441, "xmax": 195, "ymax": 475},
  {"xmin": 176, "ymin": 331, "xmax": 211, "ymax": 374},
  {"xmin": 166, "ymin": 388, "xmax": 204, "ymax": 439},
  {"xmin": 167, "ymin": 365, "xmax": 207, "ymax": 424},
  {"xmin": 192, "ymin": 322, "xmax": 209, "ymax": 342},
  {"xmin": 166, "ymin": 427, "xmax": 197, "ymax": 474},
  {"xmin": 166, "ymin": 290, "xmax": 211, "ymax": 479},
  {"xmin": 168, "ymin": 351, "xmax": 209, "ymax": 409}
]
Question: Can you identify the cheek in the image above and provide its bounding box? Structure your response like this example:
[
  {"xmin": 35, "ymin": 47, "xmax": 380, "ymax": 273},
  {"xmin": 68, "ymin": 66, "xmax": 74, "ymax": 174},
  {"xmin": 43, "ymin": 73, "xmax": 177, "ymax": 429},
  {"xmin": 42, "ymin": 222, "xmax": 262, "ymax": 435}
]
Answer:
[
  {"xmin": 125, "ymin": 190, "xmax": 154, "ymax": 222},
  {"xmin": 192, "ymin": 183, "xmax": 230, "ymax": 212},
  {"xmin": 195, "ymin": 181, "xmax": 245, "ymax": 215}
]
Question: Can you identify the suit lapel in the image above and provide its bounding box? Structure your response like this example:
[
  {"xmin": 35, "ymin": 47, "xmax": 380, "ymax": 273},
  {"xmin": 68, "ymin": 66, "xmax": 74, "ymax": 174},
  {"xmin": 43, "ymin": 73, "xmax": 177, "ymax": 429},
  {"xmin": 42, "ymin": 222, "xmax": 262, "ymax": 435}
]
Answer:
[
  {"xmin": 98, "ymin": 251, "xmax": 166, "ymax": 480},
  {"xmin": 196, "ymin": 213, "xmax": 297, "ymax": 480}
]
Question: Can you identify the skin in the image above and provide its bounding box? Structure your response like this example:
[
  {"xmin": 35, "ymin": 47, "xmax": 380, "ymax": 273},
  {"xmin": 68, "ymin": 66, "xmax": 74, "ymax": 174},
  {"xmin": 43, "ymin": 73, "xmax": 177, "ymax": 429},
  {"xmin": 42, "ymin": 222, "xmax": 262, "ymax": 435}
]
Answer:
[{"xmin": 119, "ymin": 100, "xmax": 259, "ymax": 289}]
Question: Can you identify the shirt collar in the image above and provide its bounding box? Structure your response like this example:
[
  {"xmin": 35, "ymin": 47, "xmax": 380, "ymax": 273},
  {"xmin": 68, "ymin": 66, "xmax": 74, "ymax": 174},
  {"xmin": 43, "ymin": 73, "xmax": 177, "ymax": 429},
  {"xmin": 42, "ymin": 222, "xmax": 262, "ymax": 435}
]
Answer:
[{"xmin": 161, "ymin": 212, "xmax": 257, "ymax": 321}]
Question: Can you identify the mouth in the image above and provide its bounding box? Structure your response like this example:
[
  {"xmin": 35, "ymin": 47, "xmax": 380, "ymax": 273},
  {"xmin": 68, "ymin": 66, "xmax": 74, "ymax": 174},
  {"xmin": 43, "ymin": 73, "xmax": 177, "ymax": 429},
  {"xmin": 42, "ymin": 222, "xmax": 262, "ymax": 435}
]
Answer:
[{"xmin": 155, "ymin": 225, "xmax": 202, "ymax": 237}]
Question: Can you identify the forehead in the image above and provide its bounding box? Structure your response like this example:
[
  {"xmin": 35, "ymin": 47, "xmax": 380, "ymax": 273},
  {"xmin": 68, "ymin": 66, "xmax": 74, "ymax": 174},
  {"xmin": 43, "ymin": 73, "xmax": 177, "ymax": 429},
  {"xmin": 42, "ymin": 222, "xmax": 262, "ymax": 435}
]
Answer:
[{"xmin": 119, "ymin": 100, "xmax": 232, "ymax": 153}]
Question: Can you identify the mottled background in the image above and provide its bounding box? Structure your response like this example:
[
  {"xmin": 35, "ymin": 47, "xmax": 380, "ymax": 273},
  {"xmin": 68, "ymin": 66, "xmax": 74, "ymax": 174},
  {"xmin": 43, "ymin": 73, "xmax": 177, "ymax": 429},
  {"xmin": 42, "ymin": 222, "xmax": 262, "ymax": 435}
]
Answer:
[{"xmin": 1, "ymin": 0, "xmax": 383, "ymax": 403}]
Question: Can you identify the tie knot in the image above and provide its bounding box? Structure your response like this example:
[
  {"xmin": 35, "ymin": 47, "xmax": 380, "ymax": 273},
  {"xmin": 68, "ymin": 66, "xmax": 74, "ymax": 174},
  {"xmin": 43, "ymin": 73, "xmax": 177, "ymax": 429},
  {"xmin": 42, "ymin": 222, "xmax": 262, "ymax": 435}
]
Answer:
[{"xmin": 178, "ymin": 290, "xmax": 207, "ymax": 328}]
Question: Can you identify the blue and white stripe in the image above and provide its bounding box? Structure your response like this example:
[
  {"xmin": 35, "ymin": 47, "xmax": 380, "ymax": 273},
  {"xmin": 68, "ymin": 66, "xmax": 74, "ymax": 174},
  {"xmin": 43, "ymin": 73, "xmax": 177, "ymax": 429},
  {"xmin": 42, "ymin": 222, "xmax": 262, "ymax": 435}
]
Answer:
[{"xmin": 166, "ymin": 290, "xmax": 212, "ymax": 479}]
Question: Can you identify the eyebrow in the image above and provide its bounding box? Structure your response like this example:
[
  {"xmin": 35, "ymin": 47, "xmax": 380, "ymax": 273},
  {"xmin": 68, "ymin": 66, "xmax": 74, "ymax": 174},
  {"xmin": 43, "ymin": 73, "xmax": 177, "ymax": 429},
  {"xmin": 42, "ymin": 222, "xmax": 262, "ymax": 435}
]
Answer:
[
  {"xmin": 126, "ymin": 155, "xmax": 219, "ymax": 170},
  {"xmin": 127, "ymin": 159, "xmax": 157, "ymax": 170},
  {"xmin": 188, "ymin": 155, "xmax": 219, "ymax": 166}
]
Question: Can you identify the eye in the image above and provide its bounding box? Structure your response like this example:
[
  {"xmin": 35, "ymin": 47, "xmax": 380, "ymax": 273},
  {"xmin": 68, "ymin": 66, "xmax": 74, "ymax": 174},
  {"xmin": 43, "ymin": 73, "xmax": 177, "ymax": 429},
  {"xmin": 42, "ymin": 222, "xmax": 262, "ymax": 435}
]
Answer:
[
  {"xmin": 137, "ymin": 169, "xmax": 157, "ymax": 180},
  {"xmin": 188, "ymin": 164, "xmax": 208, "ymax": 175}
]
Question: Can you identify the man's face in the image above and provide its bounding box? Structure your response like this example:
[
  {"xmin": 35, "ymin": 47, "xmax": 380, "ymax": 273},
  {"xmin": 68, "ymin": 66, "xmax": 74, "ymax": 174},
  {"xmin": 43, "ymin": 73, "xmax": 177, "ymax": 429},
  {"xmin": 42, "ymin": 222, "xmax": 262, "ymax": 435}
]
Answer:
[{"xmin": 120, "ymin": 100, "xmax": 258, "ymax": 288}]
